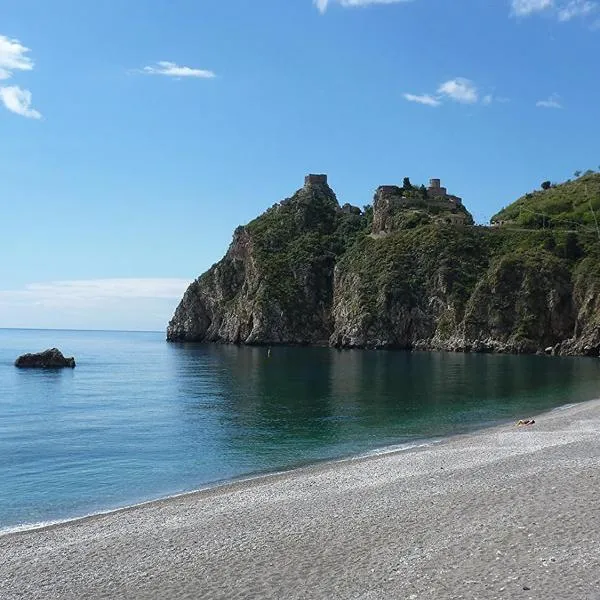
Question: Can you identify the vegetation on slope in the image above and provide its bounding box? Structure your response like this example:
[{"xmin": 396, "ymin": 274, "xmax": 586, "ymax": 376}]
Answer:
[
  {"xmin": 169, "ymin": 172, "xmax": 600, "ymax": 355},
  {"xmin": 241, "ymin": 185, "xmax": 368, "ymax": 334},
  {"xmin": 491, "ymin": 171, "xmax": 600, "ymax": 232}
]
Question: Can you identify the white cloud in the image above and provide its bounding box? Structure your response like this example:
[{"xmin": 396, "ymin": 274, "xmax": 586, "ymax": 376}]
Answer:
[
  {"xmin": 511, "ymin": 0, "xmax": 598, "ymax": 20},
  {"xmin": 0, "ymin": 278, "xmax": 191, "ymax": 306},
  {"xmin": 403, "ymin": 93, "xmax": 441, "ymax": 107},
  {"xmin": 437, "ymin": 78, "xmax": 478, "ymax": 104},
  {"xmin": 141, "ymin": 61, "xmax": 216, "ymax": 79},
  {"xmin": 403, "ymin": 78, "xmax": 505, "ymax": 108},
  {"xmin": 557, "ymin": 0, "xmax": 597, "ymax": 20},
  {"xmin": 0, "ymin": 33, "xmax": 41, "ymax": 119},
  {"xmin": 0, "ymin": 279, "xmax": 191, "ymax": 331},
  {"xmin": 0, "ymin": 85, "xmax": 41, "ymax": 119},
  {"xmin": 0, "ymin": 34, "xmax": 34, "ymax": 80},
  {"xmin": 315, "ymin": 0, "xmax": 413, "ymax": 13},
  {"xmin": 536, "ymin": 93, "xmax": 563, "ymax": 108},
  {"xmin": 511, "ymin": 0, "xmax": 554, "ymax": 16},
  {"xmin": 482, "ymin": 94, "xmax": 511, "ymax": 105}
]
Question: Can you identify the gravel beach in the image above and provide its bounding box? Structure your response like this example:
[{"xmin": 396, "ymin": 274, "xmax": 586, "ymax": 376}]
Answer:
[{"xmin": 2, "ymin": 399, "xmax": 599, "ymax": 600}]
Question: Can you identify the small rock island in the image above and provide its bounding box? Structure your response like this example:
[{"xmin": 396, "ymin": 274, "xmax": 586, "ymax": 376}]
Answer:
[{"xmin": 15, "ymin": 348, "xmax": 76, "ymax": 369}]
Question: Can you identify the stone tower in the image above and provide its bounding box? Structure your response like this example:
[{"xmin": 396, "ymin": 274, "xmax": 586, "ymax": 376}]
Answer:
[
  {"xmin": 428, "ymin": 178, "xmax": 448, "ymax": 197},
  {"xmin": 304, "ymin": 174, "xmax": 328, "ymax": 186}
]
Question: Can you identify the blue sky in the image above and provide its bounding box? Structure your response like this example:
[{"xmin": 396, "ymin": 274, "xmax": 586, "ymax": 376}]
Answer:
[{"xmin": 1, "ymin": 0, "xmax": 599, "ymax": 330}]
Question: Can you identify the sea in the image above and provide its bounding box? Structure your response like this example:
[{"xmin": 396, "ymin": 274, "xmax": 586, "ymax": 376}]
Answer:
[{"xmin": 1, "ymin": 328, "xmax": 599, "ymax": 533}]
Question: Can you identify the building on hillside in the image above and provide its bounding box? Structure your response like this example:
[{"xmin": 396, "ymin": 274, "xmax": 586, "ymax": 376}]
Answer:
[
  {"xmin": 427, "ymin": 179, "xmax": 463, "ymax": 205},
  {"xmin": 304, "ymin": 174, "xmax": 328, "ymax": 186}
]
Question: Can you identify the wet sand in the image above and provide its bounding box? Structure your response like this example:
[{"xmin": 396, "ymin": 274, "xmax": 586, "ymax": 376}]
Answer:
[{"xmin": 2, "ymin": 399, "xmax": 599, "ymax": 599}]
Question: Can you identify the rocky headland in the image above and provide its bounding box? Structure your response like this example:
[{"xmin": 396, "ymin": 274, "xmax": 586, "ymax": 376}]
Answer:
[{"xmin": 167, "ymin": 172, "xmax": 600, "ymax": 356}]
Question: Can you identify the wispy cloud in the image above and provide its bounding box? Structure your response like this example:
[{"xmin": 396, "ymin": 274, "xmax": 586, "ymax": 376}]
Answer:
[
  {"xmin": 314, "ymin": 0, "xmax": 413, "ymax": 14},
  {"xmin": 403, "ymin": 93, "xmax": 441, "ymax": 107},
  {"xmin": 0, "ymin": 279, "xmax": 191, "ymax": 308},
  {"xmin": 0, "ymin": 279, "xmax": 192, "ymax": 331},
  {"xmin": 557, "ymin": 0, "xmax": 597, "ymax": 20},
  {"xmin": 511, "ymin": 0, "xmax": 598, "ymax": 20},
  {"xmin": 405, "ymin": 77, "xmax": 487, "ymax": 107},
  {"xmin": 511, "ymin": 0, "xmax": 553, "ymax": 17},
  {"xmin": 482, "ymin": 94, "xmax": 511, "ymax": 106},
  {"xmin": 0, "ymin": 34, "xmax": 34, "ymax": 80},
  {"xmin": 0, "ymin": 85, "xmax": 41, "ymax": 119},
  {"xmin": 140, "ymin": 61, "xmax": 216, "ymax": 79},
  {"xmin": 437, "ymin": 78, "xmax": 478, "ymax": 104},
  {"xmin": 0, "ymin": 34, "xmax": 41, "ymax": 119},
  {"xmin": 536, "ymin": 93, "xmax": 563, "ymax": 108}
]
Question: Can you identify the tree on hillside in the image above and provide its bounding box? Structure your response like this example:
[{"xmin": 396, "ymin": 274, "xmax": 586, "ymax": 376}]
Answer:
[
  {"xmin": 574, "ymin": 170, "xmax": 582, "ymax": 178},
  {"xmin": 420, "ymin": 184, "xmax": 428, "ymax": 199},
  {"xmin": 564, "ymin": 232, "xmax": 582, "ymax": 260},
  {"xmin": 541, "ymin": 181, "xmax": 552, "ymax": 190},
  {"xmin": 403, "ymin": 177, "xmax": 413, "ymax": 190}
]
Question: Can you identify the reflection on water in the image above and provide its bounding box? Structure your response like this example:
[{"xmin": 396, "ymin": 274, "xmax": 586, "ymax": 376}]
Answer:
[
  {"xmin": 1, "ymin": 329, "xmax": 599, "ymax": 530},
  {"xmin": 169, "ymin": 343, "xmax": 600, "ymax": 464}
]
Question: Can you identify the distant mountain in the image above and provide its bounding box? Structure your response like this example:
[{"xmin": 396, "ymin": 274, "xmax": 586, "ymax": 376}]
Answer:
[{"xmin": 167, "ymin": 174, "xmax": 600, "ymax": 356}]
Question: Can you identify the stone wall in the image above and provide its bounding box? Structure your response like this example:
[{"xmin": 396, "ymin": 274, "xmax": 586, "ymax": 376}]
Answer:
[
  {"xmin": 305, "ymin": 174, "xmax": 328, "ymax": 186},
  {"xmin": 428, "ymin": 185, "xmax": 448, "ymax": 197},
  {"xmin": 377, "ymin": 185, "xmax": 403, "ymax": 195}
]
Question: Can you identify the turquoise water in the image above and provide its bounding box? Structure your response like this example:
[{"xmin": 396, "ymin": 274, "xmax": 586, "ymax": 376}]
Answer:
[{"xmin": 1, "ymin": 328, "xmax": 599, "ymax": 531}]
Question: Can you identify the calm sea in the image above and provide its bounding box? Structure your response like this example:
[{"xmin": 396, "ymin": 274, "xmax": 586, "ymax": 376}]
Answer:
[{"xmin": 1, "ymin": 328, "xmax": 599, "ymax": 532}]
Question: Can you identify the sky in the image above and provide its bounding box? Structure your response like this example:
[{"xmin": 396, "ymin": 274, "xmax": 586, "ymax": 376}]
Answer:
[{"xmin": 1, "ymin": 0, "xmax": 599, "ymax": 331}]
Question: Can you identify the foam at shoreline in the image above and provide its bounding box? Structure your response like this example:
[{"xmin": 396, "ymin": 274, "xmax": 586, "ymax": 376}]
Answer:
[
  {"xmin": 2, "ymin": 398, "xmax": 599, "ymax": 600},
  {"xmin": 0, "ymin": 438, "xmax": 442, "ymax": 537},
  {"xmin": 0, "ymin": 401, "xmax": 589, "ymax": 538}
]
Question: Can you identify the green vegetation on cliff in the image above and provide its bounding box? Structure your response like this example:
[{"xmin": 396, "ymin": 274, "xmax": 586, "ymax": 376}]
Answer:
[
  {"xmin": 492, "ymin": 172, "xmax": 600, "ymax": 232},
  {"xmin": 168, "ymin": 174, "xmax": 600, "ymax": 356},
  {"xmin": 337, "ymin": 225, "xmax": 488, "ymax": 332},
  {"xmin": 243, "ymin": 184, "xmax": 368, "ymax": 331}
]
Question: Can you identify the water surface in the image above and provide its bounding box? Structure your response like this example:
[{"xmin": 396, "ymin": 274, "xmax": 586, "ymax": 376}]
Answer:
[{"xmin": 1, "ymin": 328, "xmax": 599, "ymax": 531}]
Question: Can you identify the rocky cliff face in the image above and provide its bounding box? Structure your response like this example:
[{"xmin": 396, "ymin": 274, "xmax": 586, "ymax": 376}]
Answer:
[
  {"xmin": 168, "ymin": 178, "xmax": 354, "ymax": 345},
  {"xmin": 168, "ymin": 177, "xmax": 600, "ymax": 356}
]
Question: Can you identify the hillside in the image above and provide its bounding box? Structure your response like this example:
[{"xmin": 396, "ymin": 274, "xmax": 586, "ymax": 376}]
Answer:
[
  {"xmin": 167, "ymin": 174, "xmax": 600, "ymax": 356},
  {"xmin": 491, "ymin": 171, "xmax": 600, "ymax": 232}
]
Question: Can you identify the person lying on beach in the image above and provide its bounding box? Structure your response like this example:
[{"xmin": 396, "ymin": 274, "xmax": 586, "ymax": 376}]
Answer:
[{"xmin": 517, "ymin": 418, "xmax": 535, "ymax": 426}]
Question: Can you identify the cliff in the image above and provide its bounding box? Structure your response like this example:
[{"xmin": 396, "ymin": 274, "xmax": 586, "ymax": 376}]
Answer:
[
  {"xmin": 167, "ymin": 176, "xmax": 361, "ymax": 345},
  {"xmin": 168, "ymin": 174, "xmax": 600, "ymax": 356}
]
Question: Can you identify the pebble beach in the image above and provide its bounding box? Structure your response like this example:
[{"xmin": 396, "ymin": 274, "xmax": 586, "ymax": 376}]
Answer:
[{"xmin": 2, "ymin": 399, "xmax": 599, "ymax": 600}]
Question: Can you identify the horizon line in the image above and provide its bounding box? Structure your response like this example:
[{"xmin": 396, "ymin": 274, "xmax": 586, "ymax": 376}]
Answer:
[{"xmin": 0, "ymin": 327, "xmax": 164, "ymax": 334}]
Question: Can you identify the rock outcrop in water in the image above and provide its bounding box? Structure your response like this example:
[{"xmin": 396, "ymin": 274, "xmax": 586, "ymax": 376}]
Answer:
[
  {"xmin": 15, "ymin": 348, "xmax": 76, "ymax": 369},
  {"xmin": 168, "ymin": 173, "xmax": 600, "ymax": 357}
]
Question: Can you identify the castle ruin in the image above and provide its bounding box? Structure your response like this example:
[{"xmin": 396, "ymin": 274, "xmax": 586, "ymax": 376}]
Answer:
[
  {"xmin": 427, "ymin": 179, "xmax": 462, "ymax": 205},
  {"xmin": 304, "ymin": 174, "xmax": 328, "ymax": 186},
  {"xmin": 372, "ymin": 176, "xmax": 472, "ymax": 232}
]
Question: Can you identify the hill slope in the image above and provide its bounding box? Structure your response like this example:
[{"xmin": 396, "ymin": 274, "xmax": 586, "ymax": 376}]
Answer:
[
  {"xmin": 491, "ymin": 172, "xmax": 600, "ymax": 232},
  {"xmin": 168, "ymin": 175, "xmax": 600, "ymax": 356}
]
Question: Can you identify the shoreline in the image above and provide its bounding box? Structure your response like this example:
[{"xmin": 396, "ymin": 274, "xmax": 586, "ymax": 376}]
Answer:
[
  {"xmin": 165, "ymin": 338, "xmax": 600, "ymax": 359},
  {"xmin": 1, "ymin": 398, "xmax": 585, "ymax": 538},
  {"xmin": 1, "ymin": 399, "xmax": 583, "ymax": 539},
  {"xmin": 0, "ymin": 401, "xmax": 588, "ymax": 536},
  {"xmin": 2, "ymin": 398, "xmax": 599, "ymax": 599},
  {"xmin": 1, "ymin": 438, "xmax": 443, "ymax": 538}
]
